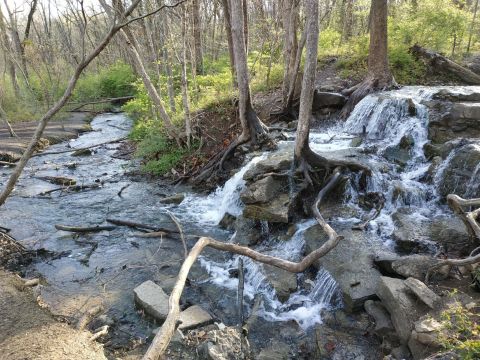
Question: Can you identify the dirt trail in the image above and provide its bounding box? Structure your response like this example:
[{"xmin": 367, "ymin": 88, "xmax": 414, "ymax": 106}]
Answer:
[
  {"xmin": 0, "ymin": 112, "xmax": 92, "ymax": 162},
  {"xmin": 0, "ymin": 270, "xmax": 107, "ymax": 360}
]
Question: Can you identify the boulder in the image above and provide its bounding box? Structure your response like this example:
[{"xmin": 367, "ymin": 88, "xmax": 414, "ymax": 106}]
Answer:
[
  {"xmin": 408, "ymin": 318, "xmax": 443, "ymax": 359},
  {"xmin": 263, "ymin": 265, "xmax": 297, "ymax": 302},
  {"xmin": 243, "ymin": 147, "xmax": 292, "ymax": 181},
  {"xmin": 404, "ymin": 278, "xmax": 441, "ymax": 309},
  {"xmin": 243, "ymin": 193, "xmax": 290, "ymax": 223},
  {"xmin": 240, "ymin": 176, "xmax": 283, "ymax": 204},
  {"xmin": 391, "ymin": 211, "xmax": 438, "ymax": 254},
  {"xmin": 178, "ymin": 305, "xmax": 213, "ymax": 330},
  {"xmin": 436, "ymin": 142, "xmax": 480, "ymax": 199},
  {"xmin": 364, "ymin": 300, "xmax": 397, "ymax": 342},
  {"xmin": 219, "ymin": 213, "xmax": 236, "ymax": 230},
  {"xmin": 230, "ymin": 215, "xmax": 262, "ymax": 246},
  {"xmin": 304, "ymin": 224, "xmax": 382, "ymax": 311},
  {"xmin": 133, "ymin": 280, "xmax": 170, "ymax": 321},
  {"xmin": 427, "ymin": 95, "xmax": 480, "ymax": 143},
  {"xmin": 390, "ymin": 345, "xmax": 412, "ymax": 360},
  {"xmin": 376, "ymin": 277, "xmax": 428, "ymax": 344},
  {"xmin": 312, "ymin": 91, "xmax": 347, "ymax": 111},
  {"xmin": 159, "ymin": 193, "xmax": 185, "ymax": 205},
  {"xmin": 390, "ymin": 255, "xmax": 441, "ymax": 280}
]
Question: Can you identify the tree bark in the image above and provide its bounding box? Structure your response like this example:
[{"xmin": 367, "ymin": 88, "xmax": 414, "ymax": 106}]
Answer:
[
  {"xmin": 181, "ymin": 4, "xmax": 192, "ymax": 148},
  {"xmin": 221, "ymin": 0, "xmax": 236, "ymax": 86},
  {"xmin": 192, "ymin": 0, "xmax": 204, "ymax": 74},
  {"xmin": 294, "ymin": 0, "xmax": 319, "ymax": 164},
  {"xmin": 341, "ymin": 0, "xmax": 395, "ymax": 116},
  {"xmin": 282, "ymin": 0, "xmax": 299, "ymax": 106}
]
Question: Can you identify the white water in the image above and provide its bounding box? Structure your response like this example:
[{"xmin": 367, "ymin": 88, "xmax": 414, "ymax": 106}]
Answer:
[{"xmin": 172, "ymin": 86, "xmax": 480, "ymax": 330}]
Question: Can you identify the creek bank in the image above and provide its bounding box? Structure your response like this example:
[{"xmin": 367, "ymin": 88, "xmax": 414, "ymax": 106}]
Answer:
[{"xmin": 0, "ymin": 112, "xmax": 92, "ymax": 162}]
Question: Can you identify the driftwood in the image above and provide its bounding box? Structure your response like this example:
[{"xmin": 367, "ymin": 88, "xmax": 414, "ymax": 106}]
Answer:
[
  {"xmin": 142, "ymin": 171, "xmax": 343, "ymax": 360},
  {"xmin": 136, "ymin": 231, "xmax": 168, "ymax": 238},
  {"xmin": 106, "ymin": 218, "xmax": 179, "ymax": 234},
  {"xmin": 237, "ymin": 258, "xmax": 245, "ymax": 326},
  {"xmin": 426, "ymin": 195, "xmax": 480, "ymax": 282},
  {"xmin": 411, "ymin": 44, "xmax": 480, "ymax": 85},
  {"xmin": 76, "ymin": 305, "xmax": 104, "ymax": 330},
  {"xmin": 38, "ymin": 184, "xmax": 101, "ymax": 196},
  {"xmin": 0, "ymin": 161, "xmax": 16, "ymax": 167},
  {"xmin": 55, "ymin": 224, "xmax": 116, "ymax": 232},
  {"xmin": 89, "ymin": 325, "xmax": 109, "ymax": 341},
  {"xmin": 31, "ymin": 137, "xmax": 127, "ymax": 157},
  {"xmin": 69, "ymin": 96, "xmax": 134, "ymax": 111}
]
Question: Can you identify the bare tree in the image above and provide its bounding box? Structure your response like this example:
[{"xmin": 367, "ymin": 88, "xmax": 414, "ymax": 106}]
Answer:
[
  {"xmin": 0, "ymin": 0, "xmax": 184, "ymax": 207},
  {"xmin": 192, "ymin": 0, "xmax": 203, "ymax": 74}
]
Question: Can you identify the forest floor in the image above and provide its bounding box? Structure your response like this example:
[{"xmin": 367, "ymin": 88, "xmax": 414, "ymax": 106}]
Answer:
[{"xmin": 0, "ymin": 269, "xmax": 107, "ymax": 360}]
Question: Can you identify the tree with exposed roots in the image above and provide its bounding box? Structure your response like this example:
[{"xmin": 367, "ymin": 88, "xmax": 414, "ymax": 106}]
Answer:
[
  {"xmin": 194, "ymin": 0, "xmax": 269, "ymax": 183},
  {"xmin": 341, "ymin": 0, "xmax": 396, "ymax": 115}
]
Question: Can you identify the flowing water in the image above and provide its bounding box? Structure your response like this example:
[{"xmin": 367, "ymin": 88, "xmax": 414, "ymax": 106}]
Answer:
[{"xmin": 1, "ymin": 86, "xmax": 479, "ymax": 351}]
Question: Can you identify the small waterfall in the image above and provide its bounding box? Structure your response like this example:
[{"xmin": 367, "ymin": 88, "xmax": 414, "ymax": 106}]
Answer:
[
  {"xmin": 198, "ymin": 220, "xmax": 340, "ymax": 329},
  {"xmin": 179, "ymin": 154, "xmax": 265, "ymax": 225}
]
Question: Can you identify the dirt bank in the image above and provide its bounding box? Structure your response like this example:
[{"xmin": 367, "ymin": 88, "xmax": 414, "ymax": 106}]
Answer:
[{"xmin": 0, "ymin": 269, "xmax": 107, "ymax": 360}]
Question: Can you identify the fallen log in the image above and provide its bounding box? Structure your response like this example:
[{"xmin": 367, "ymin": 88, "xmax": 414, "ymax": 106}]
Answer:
[
  {"xmin": 411, "ymin": 44, "xmax": 480, "ymax": 85},
  {"xmin": 55, "ymin": 224, "xmax": 116, "ymax": 232},
  {"xmin": 142, "ymin": 170, "xmax": 343, "ymax": 360},
  {"xmin": 38, "ymin": 184, "xmax": 101, "ymax": 196},
  {"xmin": 0, "ymin": 161, "xmax": 16, "ymax": 167}
]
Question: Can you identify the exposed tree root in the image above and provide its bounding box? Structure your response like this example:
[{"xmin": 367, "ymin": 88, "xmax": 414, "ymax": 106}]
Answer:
[
  {"xmin": 340, "ymin": 76, "xmax": 397, "ymax": 118},
  {"xmin": 426, "ymin": 195, "xmax": 480, "ymax": 282},
  {"xmin": 142, "ymin": 169, "xmax": 343, "ymax": 360}
]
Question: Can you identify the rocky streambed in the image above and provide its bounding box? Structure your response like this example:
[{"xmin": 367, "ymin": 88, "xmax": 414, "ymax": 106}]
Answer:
[{"xmin": 0, "ymin": 86, "xmax": 479, "ymax": 359}]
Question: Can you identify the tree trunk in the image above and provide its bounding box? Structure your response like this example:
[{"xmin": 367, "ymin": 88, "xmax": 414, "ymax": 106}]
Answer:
[
  {"xmin": 0, "ymin": 102, "xmax": 16, "ymax": 137},
  {"xmin": 230, "ymin": 0, "xmax": 267, "ymax": 146},
  {"xmin": 100, "ymin": 0, "xmax": 180, "ymax": 144},
  {"xmin": 341, "ymin": 0, "xmax": 395, "ymax": 116},
  {"xmin": 467, "ymin": 0, "xmax": 479, "ymax": 53},
  {"xmin": 242, "ymin": 0, "xmax": 249, "ymax": 53},
  {"xmin": 282, "ymin": 0, "xmax": 299, "ymax": 106},
  {"xmin": 221, "ymin": 0, "xmax": 236, "ymax": 86},
  {"xmin": 192, "ymin": 0, "xmax": 203, "ymax": 74},
  {"xmin": 0, "ymin": 7, "xmax": 20, "ymax": 97},
  {"xmin": 294, "ymin": 0, "xmax": 319, "ymax": 164},
  {"xmin": 181, "ymin": 5, "xmax": 192, "ymax": 148}
]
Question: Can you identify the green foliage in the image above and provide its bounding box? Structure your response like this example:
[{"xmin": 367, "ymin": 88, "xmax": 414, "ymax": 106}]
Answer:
[
  {"xmin": 74, "ymin": 62, "xmax": 136, "ymax": 102},
  {"xmin": 135, "ymin": 127, "xmax": 187, "ymax": 175},
  {"xmin": 437, "ymin": 302, "xmax": 480, "ymax": 359}
]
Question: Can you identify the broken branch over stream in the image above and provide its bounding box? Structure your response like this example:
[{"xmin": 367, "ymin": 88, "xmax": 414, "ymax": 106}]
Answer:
[{"xmin": 143, "ymin": 170, "xmax": 343, "ymax": 360}]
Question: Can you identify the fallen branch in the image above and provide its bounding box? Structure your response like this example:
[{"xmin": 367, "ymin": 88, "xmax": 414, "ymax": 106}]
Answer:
[
  {"xmin": 142, "ymin": 170, "xmax": 343, "ymax": 360},
  {"xmin": 55, "ymin": 224, "xmax": 116, "ymax": 232},
  {"xmin": 76, "ymin": 305, "xmax": 103, "ymax": 330},
  {"xmin": 23, "ymin": 278, "xmax": 40, "ymax": 287},
  {"xmin": 69, "ymin": 96, "xmax": 134, "ymax": 111},
  {"xmin": 117, "ymin": 184, "xmax": 130, "ymax": 198},
  {"xmin": 106, "ymin": 218, "xmax": 179, "ymax": 234},
  {"xmin": 136, "ymin": 231, "xmax": 168, "ymax": 238},
  {"xmin": 89, "ymin": 325, "xmax": 109, "ymax": 341},
  {"xmin": 31, "ymin": 137, "xmax": 127, "ymax": 157},
  {"xmin": 0, "ymin": 161, "xmax": 16, "ymax": 167},
  {"xmin": 166, "ymin": 210, "xmax": 187, "ymax": 258},
  {"xmin": 38, "ymin": 184, "xmax": 101, "ymax": 196}
]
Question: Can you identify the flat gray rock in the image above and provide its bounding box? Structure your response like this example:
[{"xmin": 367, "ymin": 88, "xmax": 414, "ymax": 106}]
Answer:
[
  {"xmin": 134, "ymin": 280, "xmax": 170, "ymax": 321},
  {"xmin": 405, "ymin": 277, "xmax": 441, "ymax": 309},
  {"xmin": 178, "ymin": 305, "xmax": 213, "ymax": 330}
]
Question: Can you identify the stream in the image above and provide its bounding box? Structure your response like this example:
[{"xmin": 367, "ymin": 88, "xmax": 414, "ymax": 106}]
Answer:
[{"xmin": 1, "ymin": 86, "xmax": 479, "ymax": 357}]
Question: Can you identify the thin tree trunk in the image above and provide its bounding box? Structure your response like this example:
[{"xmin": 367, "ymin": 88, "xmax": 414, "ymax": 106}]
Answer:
[
  {"xmin": 467, "ymin": 0, "xmax": 479, "ymax": 53},
  {"xmin": 230, "ymin": 0, "xmax": 266, "ymax": 145},
  {"xmin": 295, "ymin": 0, "xmax": 319, "ymax": 163},
  {"xmin": 192, "ymin": 0, "xmax": 203, "ymax": 74},
  {"xmin": 181, "ymin": 5, "xmax": 192, "ymax": 148},
  {"xmin": 282, "ymin": 0, "xmax": 299, "ymax": 106},
  {"xmin": 0, "ymin": 8, "xmax": 20, "ymax": 97},
  {"xmin": 0, "ymin": 102, "xmax": 16, "ymax": 137},
  {"xmin": 221, "ymin": 0, "xmax": 236, "ymax": 87}
]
